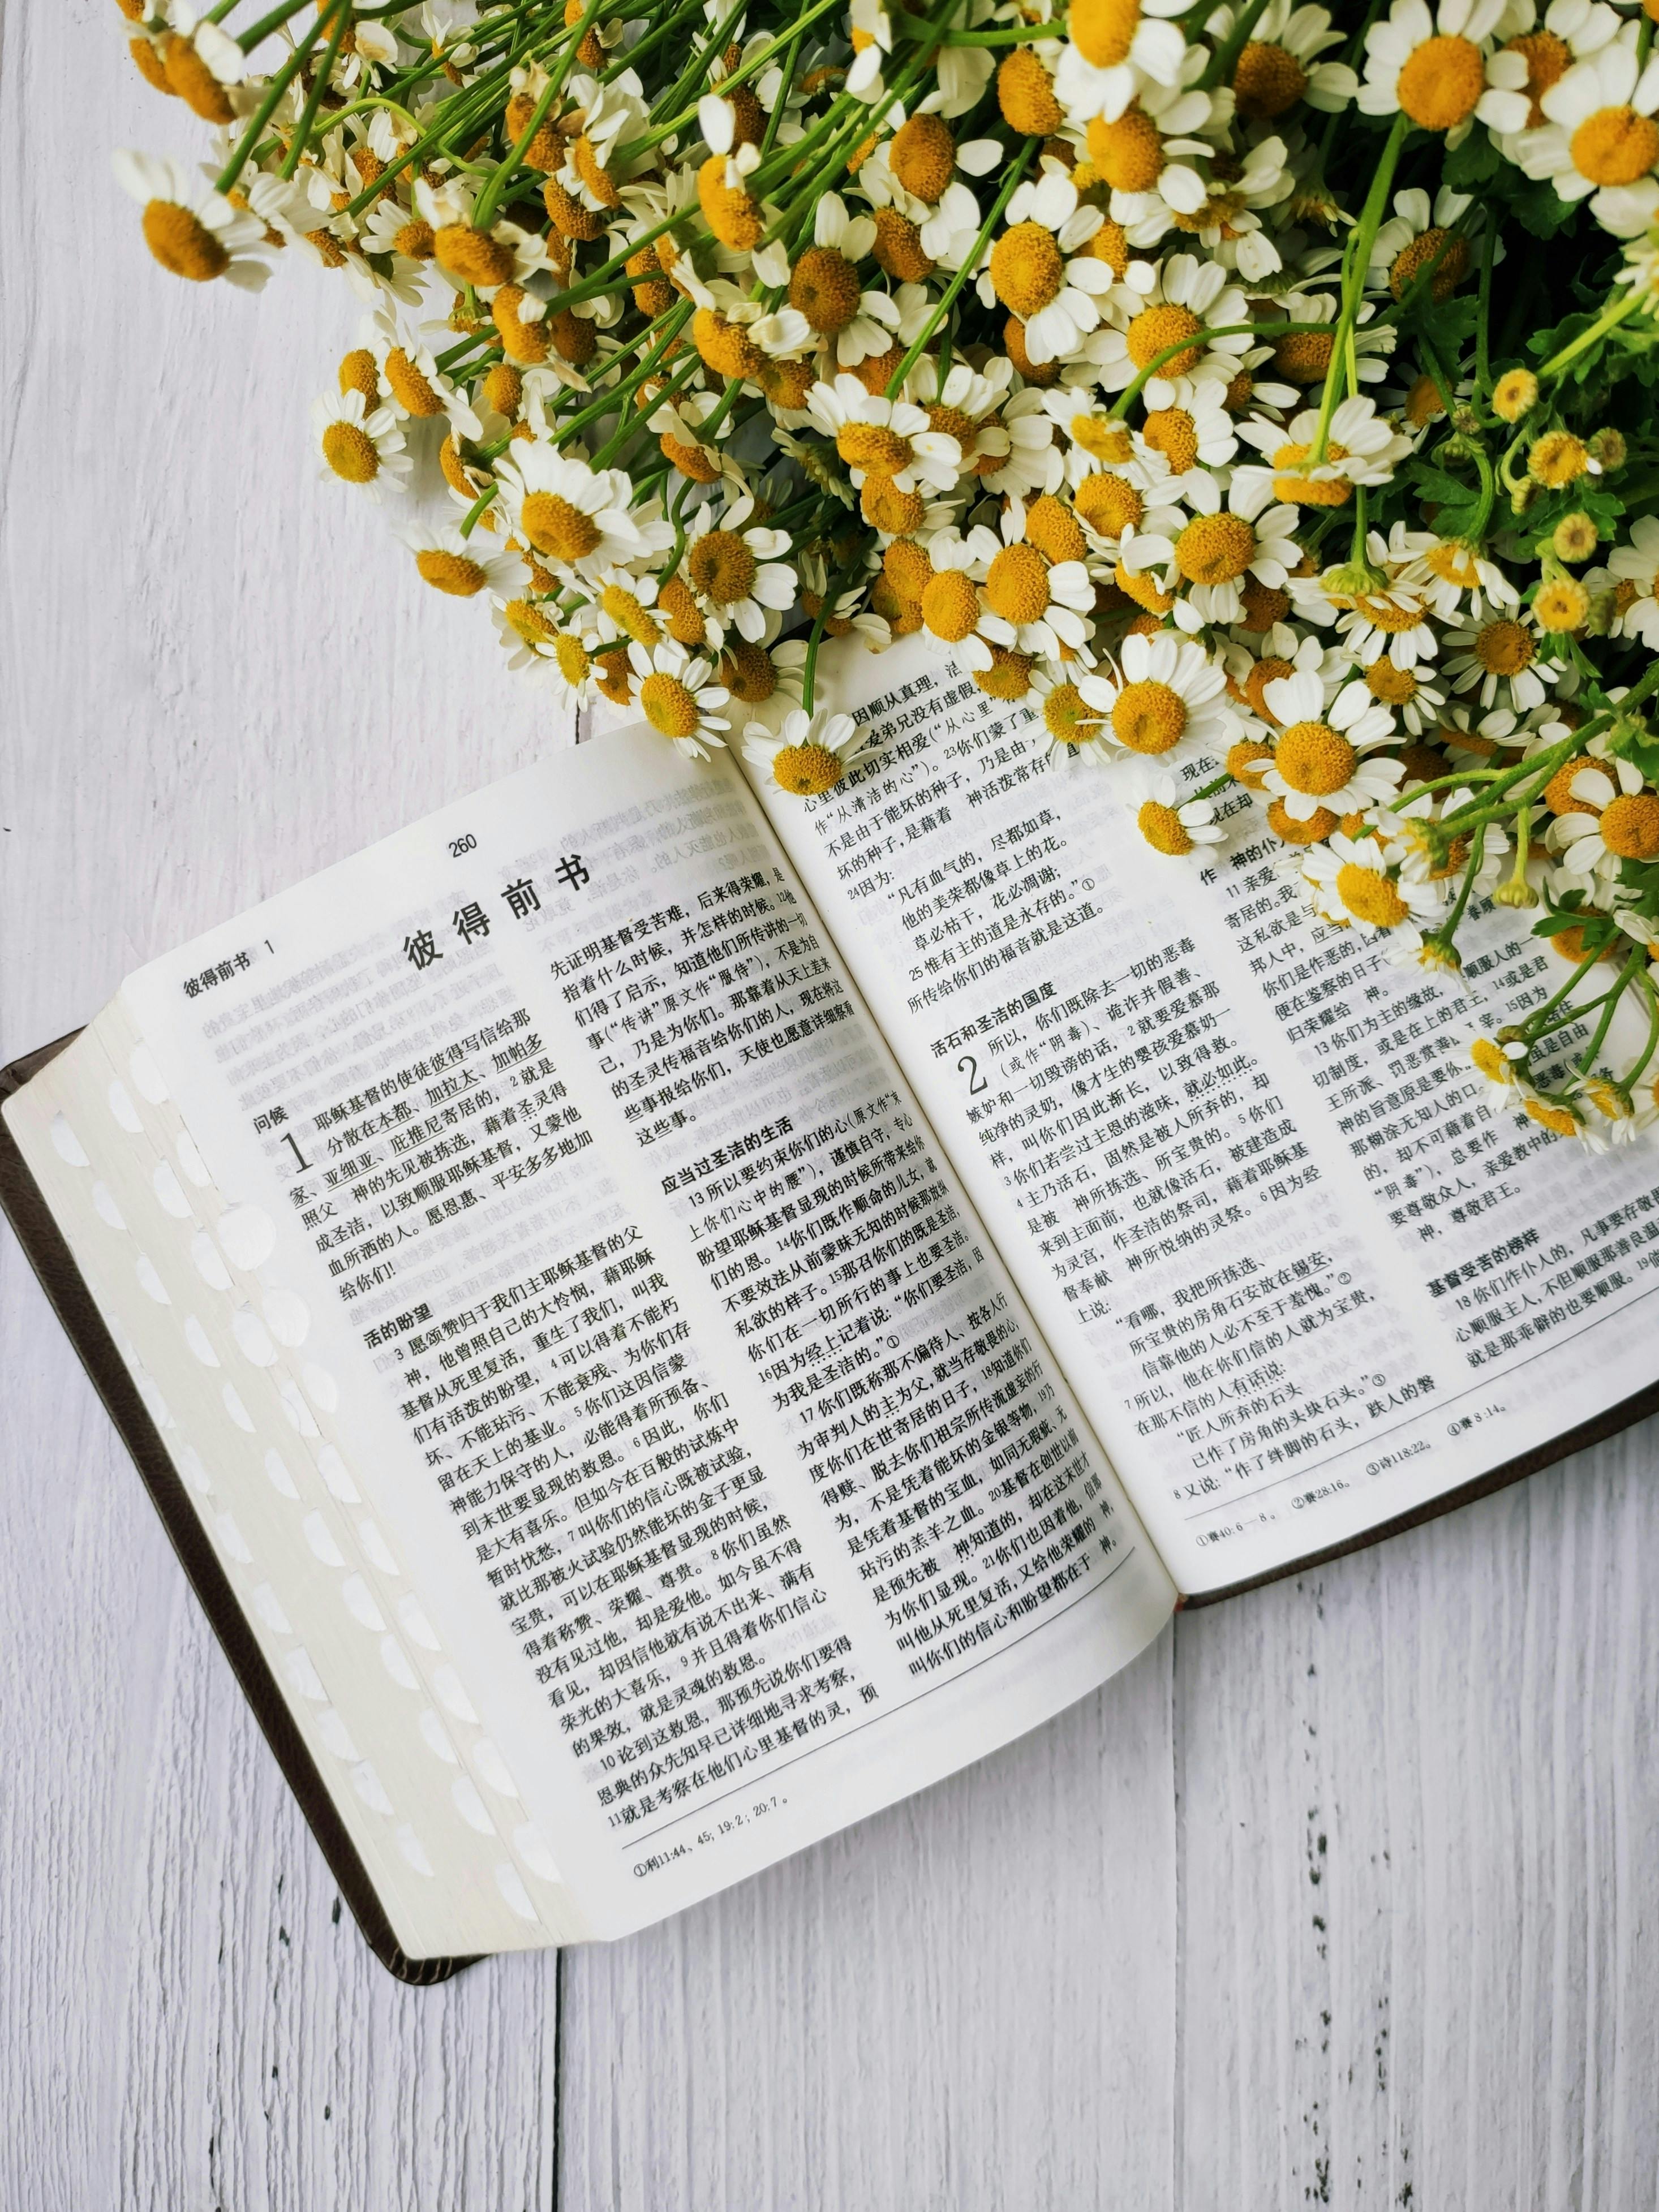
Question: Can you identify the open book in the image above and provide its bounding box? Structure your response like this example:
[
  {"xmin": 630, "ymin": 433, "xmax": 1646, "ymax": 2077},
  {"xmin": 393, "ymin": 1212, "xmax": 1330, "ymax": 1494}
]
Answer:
[{"xmin": 7, "ymin": 633, "xmax": 1658, "ymax": 1977}]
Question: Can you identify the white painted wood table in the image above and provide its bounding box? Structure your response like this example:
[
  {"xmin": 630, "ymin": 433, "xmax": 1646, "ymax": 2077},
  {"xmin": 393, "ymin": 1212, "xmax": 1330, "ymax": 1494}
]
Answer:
[{"xmin": 5, "ymin": 6, "xmax": 1659, "ymax": 2205}]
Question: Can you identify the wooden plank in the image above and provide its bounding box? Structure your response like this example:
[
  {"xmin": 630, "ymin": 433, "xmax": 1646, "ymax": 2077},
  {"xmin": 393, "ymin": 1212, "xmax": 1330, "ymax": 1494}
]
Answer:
[
  {"xmin": 0, "ymin": 7, "xmax": 564, "ymax": 2202},
  {"xmin": 558, "ymin": 1635, "xmax": 1177, "ymax": 2212},
  {"xmin": 1174, "ymin": 1426, "xmax": 1659, "ymax": 2210}
]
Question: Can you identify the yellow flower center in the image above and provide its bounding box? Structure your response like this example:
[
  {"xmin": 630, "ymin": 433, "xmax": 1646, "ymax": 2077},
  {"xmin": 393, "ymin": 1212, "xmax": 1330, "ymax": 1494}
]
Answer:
[
  {"xmin": 1365, "ymin": 660, "xmax": 1419, "ymax": 704},
  {"xmin": 884, "ymin": 539, "xmax": 935, "ymax": 601},
  {"xmin": 1268, "ymin": 798, "xmax": 1338, "ymax": 843},
  {"xmin": 601, "ymin": 584, "xmax": 660, "ymax": 643},
  {"xmin": 1395, "ymin": 34, "xmax": 1486, "ymax": 132},
  {"xmin": 922, "ymin": 569, "xmax": 982, "ymax": 642},
  {"xmin": 1174, "ymin": 511, "xmax": 1254, "ymax": 586},
  {"xmin": 790, "ymin": 246, "xmax": 863, "ymax": 333},
  {"xmin": 141, "ymin": 199, "xmax": 231, "ymax": 282},
  {"xmin": 1073, "ymin": 414, "xmax": 1135, "ymax": 464},
  {"xmin": 1025, "ymin": 494, "xmax": 1088, "ymax": 566},
  {"xmin": 553, "ymin": 633, "xmax": 591, "ymax": 682},
  {"xmin": 1069, "ymin": 0, "xmax": 1143, "ymax": 68},
  {"xmin": 393, "ymin": 218, "xmax": 436, "ymax": 259},
  {"xmin": 1424, "ymin": 540, "xmax": 1478, "ymax": 586},
  {"xmin": 1524, "ymin": 1099, "xmax": 1581, "ymax": 1138},
  {"xmin": 385, "ymin": 347, "xmax": 445, "ymax": 417},
  {"xmin": 483, "ymin": 363, "xmax": 523, "ymax": 418},
  {"xmin": 1239, "ymin": 578, "xmax": 1291, "ymax": 630},
  {"xmin": 434, "ymin": 223, "xmax": 515, "ymax": 288},
  {"xmin": 1115, "ymin": 558, "xmax": 1175, "ymax": 614},
  {"xmin": 1276, "ymin": 720, "xmax": 1356, "ymax": 797},
  {"xmin": 1232, "ymin": 39, "xmax": 1309, "ymax": 118},
  {"xmin": 698, "ymin": 156, "xmax": 765, "ymax": 251},
  {"xmin": 1528, "ymin": 429, "xmax": 1589, "ymax": 487},
  {"xmin": 321, "ymin": 420, "xmax": 380, "ymax": 484},
  {"xmin": 687, "ymin": 528, "xmax": 758, "ymax": 606},
  {"xmin": 1473, "ymin": 618, "xmax": 1533, "ymax": 675},
  {"xmin": 1112, "ymin": 679, "xmax": 1188, "ymax": 754},
  {"xmin": 974, "ymin": 646, "xmax": 1034, "ymax": 699},
  {"xmin": 1389, "ymin": 226, "xmax": 1469, "ymax": 302},
  {"xmin": 772, "ymin": 742, "xmax": 846, "ymax": 795},
  {"xmin": 861, "ymin": 474, "xmax": 925, "ymax": 534},
  {"xmin": 1042, "ymin": 682, "xmax": 1097, "ymax": 744},
  {"xmin": 839, "ymin": 423, "xmax": 915, "ymax": 474},
  {"xmin": 415, "ymin": 548, "xmax": 487, "ymax": 596},
  {"xmin": 693, "ymin": 306, "xmax": 763, "ymax": 380},
  {"xmin": 984, "ymin": 542, "xmax": 1052, "ymax": 624},
  {"xmin": 889, "ymin": 113, "xmax": 956, "ymax": 202},
  {"xmin": 1081, "ymin": 218, "xmax": 1131, "ymax": 276},
  {"xmin": 505, "ymin": 597, "xmax": 556, "ymax": 645},
  {"xmin": 1503, "ymin": 29, "xmax": 1570, "ymax": 127},
  {"xmin": 1242, "ymin": 655, "xmax": 1293, "ymax": 721},
  {"xmin": 1471, "ymin": 1036, "xmax": 1514, "ymax": 1084},
  {"xmin": 338, "ymin": 347, "xmax": 379, "ymax": 402},
  {"xmin": 1075, "ymin": 473, "xmax": 1145, "ymax": 536},
  {"xmin": 872, "ymin": 208, "xmax": 934, "ymax": 283},
  {"xmin": 1272, "ymin": 328, "xmax": 1334, "ymax": 383},
  {"xmin": 573, "ymin": 135, "xmax": 620, "ymax": 206},
  {"xmin": 1353, "ymin": 591, "xmax": 1424, "ymax": 634},
  {"xmin": 639, "ymin": 673, "xmax": 703, "ymax": 738},
  {"xmin": 1570, "ymin": 106, "xmax": 1659, "ymax": 186},
  {"xmin": 1086, "ymin": 106, "xmax": 1164, "ymax": 192},
  {"xmin": 1535, "ymin": 578, "xmax": 1589, "ymax": 634},
  {"xmin": 720, "ymin": 640, "xmax": 777, "ymax": 702},
  {"xmin": 1127, "ymin": 302, "xmax": 1204, "ymax": 375},
  {"xmin": 1227, "ymin": 738, "xmax": 1274, "ymax": 789},
  {"xmin": 1142, "ymin": 407, "xmax": 1199, "ymax": 474},
  {"xmin": 1601, "ymin": 791, "xmax": 1659, "ymax": 859},
  {"xmin": 1335, "ymin": 861, "xmax": 1408, "ymax": 928},
  {"xmin": 519, "ymin": 492, "xmax": 602, "ymax": 561},
  {"xmin": 1270, "ymin": 439, "xmax": 1352, "ymax": 505},
  {"xmin": 163, "ymin": 35, "xmax": 237, "ymax": 121},
  {"xmin": 1138, "ymin": 799, "xmax": 1193, "ymax": 853},
  {"xmin": 658, "ymin": 575, "xmax": 708, "ymax": 644},
  {"xmin": 989, "ymin": 221, "xmax": 1065, "ymax": 317},
  {"xmin": 998, "ymin": 49, "xmax": 1065, "ymax": 135}
]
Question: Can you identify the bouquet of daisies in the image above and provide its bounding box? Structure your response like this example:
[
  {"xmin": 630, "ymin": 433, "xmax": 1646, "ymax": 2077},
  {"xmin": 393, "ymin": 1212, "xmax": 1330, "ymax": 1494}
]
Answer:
[{"xmin": 115, "ymin": 0, "xmax": 1659, "ymax": 1142}]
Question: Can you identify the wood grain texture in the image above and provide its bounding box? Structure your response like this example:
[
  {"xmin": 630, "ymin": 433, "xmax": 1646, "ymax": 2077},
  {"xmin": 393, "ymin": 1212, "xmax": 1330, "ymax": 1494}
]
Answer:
[{"xmin": 6, "ymin": 3, "xmax": 1659, "ymax": 2208}]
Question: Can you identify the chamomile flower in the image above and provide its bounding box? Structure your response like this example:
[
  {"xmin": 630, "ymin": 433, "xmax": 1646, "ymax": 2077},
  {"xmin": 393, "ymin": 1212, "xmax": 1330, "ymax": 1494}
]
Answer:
[
  {"xmin": 1086, "ymin": 64, "xmax": 1228, "ymax": 240},
  {"xmin": 913, "ymin": 359, "xmax": 1056, "ymax": 496},
  {"xmin": 627, "ymin": 639, "xmax": 733, "ymax": 758},
  {"xmin": 113, "ymin": 149, "xmax": 273, "ymax": 290},
  {"xmin": 859, "ymin": 103, "xmax": 1004, "ymax": 267},
  {"xmin": 397, "ymin": 523, "xmax": 523, "ymax": 600},
  {"xmin": 743, "ymin": 709, "xmax": 876, "ymax": 794},
  {"xmin": 1135, "ymin": 475, "xmax": 1301, "ymax": 631},
  {"xmin": 1215, "ymin": 0, "xmax": 1359, "ymax": 119},
  {"xmin": 1093, "ymin": 253, "xmax": 1255, "ymax": 408},
  {"xmin": 848, "ymin": 0, "xmax": 895, "ymax": 97},
  {"xmin": 311, "ymin": 388, "xmax": 411, "ymax": 497},
  {"xmin": 1080, "ymin": 629, "xmax": 1236, "ymax": 765},
  {"xmin": 916, "ymin": 532, "xmax": 996, "ymax": 669},
  {"xmin": 1365, "ymin": 186, "xmax": 1479, "ymax": 303},
  {"xmin": 1485, "ymin": 0, "xmax": 1625, "ymax": 145},
  {"xmin": 1054, "ymin": 0, "xmax": 1192, "ymax": 124},
  {"xmin": 806, "ymin": 375, "xmax": 964, "ymax": 493},
  {"xmin": 1443, "ymin": 610, "xmax": 1561, "ymax": 710},
  {"xmin": 1400, "ymin": 535, "xmax": 1520, "ymax": 618},
  {"xmin": 1605, "ymin": 515, "xmax": 1659, "ymax": 645},
  {"xmin": 974, "ymin": 497, "xmax": 1098, "ymax": 657},
  {"xmin": 1546, "ymin": 758, "xmax": 1659, "ymax": 878},
  {"xmin": 1260, "ymin": 668, "xmax": 1404, "ymax": 819},
  {"xmin": 1232, "ymin": 395, "xmax": 1413, "ymax": 510},
  {"xmin": 979, "ymin": 162, "xmax": 1118, "ymax": 365},
  {"xmin": 1129, "ymin": 380, "xmax": 1239, "ymax": 488},
  {"xmin": 789, "ymin": 193, "xmax": 904, "ymax": 367},
  {"xmin": 1299, "ymin": 831, "xmax": 1446, "ymax": 929},
  {"xmin": 496, "ymin": 446, "xmax": 667, "ymax": 579},
  {"xmin": 1030, "ymin": 664, "xmax": 1108, "ymax": 761},
  {"xmin": 1128, "ymin": 769, "xmax": 1227, "ymax": 855},
  {"xmin": 680, "ymin": 493, "xmax": 798, "ymax": 645},
  {"xmin": 1357, "ymin": 0, "xmax": 1519, "ymax": 148},
  {"xmin": 1517, "ymin": 35, "xmax": 1659, "ymax": 235},
  {"xmin": 1334, "ymin": 657, "xmax": 1450, "ymax": 737}
]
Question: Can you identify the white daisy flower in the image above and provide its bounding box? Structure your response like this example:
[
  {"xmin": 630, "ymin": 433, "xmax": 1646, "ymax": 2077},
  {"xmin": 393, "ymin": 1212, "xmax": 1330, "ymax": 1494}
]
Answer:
[
  {"xmin": 1385, "ymin": 786, "xmax": 1511, "ymax": 895},
  {"xmin": 1087, "ymin": 64, "xmax": 1228, "ymax": 243},
  {"xmin": 1131, "ymin": 473, "xmax": 1301, "ymax": 631},
  {"xmin": 397, "ymin": 523, "xmax": 523, "ymax": 601},
  {"xmin": 1299, "ymin": 831, "xmax": 1446, "ymax": 929},
  {"xmin": 496, "ymin": 446, "xmax": 666, "ymax": 580},
  {"xmin": 311, "ymin": 389, "xmax": 411, "ymax": 498},
  {"xmin": 1516, "ymin": 34, "xmax": 1659, "ymax": 235},
  {"xmin": 1546, "ymin": 757, "xmax": 1659, "ymax": 880},
  {"xmin": 978, "ymin": 162, "xmax": 1118, "ymax": 366},
  {"xmin": 1215, "ymin": 0, "xmax": 1359, "ymax": 119},
  {"xmin": 1357, "ymin": 0, "xmax": 1520, "ymax": 147},
  {"xmin": 790, "ymin": 192, "xmax": 906, "ymax": 368},
  {"xmin": 627, "ymin": 639, "xmax": 732, "ymax": 759},
  {"xmin": 1128, "ymin": 380, "xmax": 1239, "ymax": 489},
  {"xmin": 1030, "ymin": 664, "xmax": 1108, "ymax": 763},
  {"xmin": 1606, "ymin": 514, "xmax": 1659, "ymax": 645},
  {"xmin": 1443, "ymin": 609, "xmax": 1561, "ymax": 711},
  {"xmin": 1128, "ymin": 769, "xmax": 1227, "ymax": 857},
  {"xmin": 806, "ymin": 375, "xmax": 965, "ymax": 493},
  {"xmin": 859, "ymin": 102, "xmax": 1004, "ymax": 268},
  {"xmin": 1054, "ymin": 0, "xmax": 1190, "ymax": 124},
  {"xmin": 915, "ymin": 531, "xmax": 998, "ymax": 671},
  {"xmin": 1260, "ymin": 668, "xmax": 1404, "ymax": 819},
  {"xmin": 680, "ymin": 492, "xmax": 799, "ymax": 647},
  {"xmin": 1232, "ymin": 395, "xmax": 1413, "ymax": 510},
  {"xmin": 1400, "ymin": 535, "xmax": 1520, "ymax": 619},
  {"xmin": 848, "ymin": 0, "xmax": 895, "ymax": 100},
  {"xmin": 1258, "ymin": 286, "xmax": 1398, "ymax": 395},
  {"xmin": 742, "ymin": 709, "xmax": 877, "ymax": 794},
  {"xmin": 1333, "ymin": 657, "xmax": 1450, "ymax": 737},
  {"xmin": 113, "ymin": 149, "xmax": 273, "ymax": 290},
  {"xmin": 974, "ymin": 497, "xmax": 1097, "ymax": 658},
  {"xmin": 1078, "ymin": 629, "xmax": 1236, "ymax": 767},
  {"xmin": 1365, "ymin": 186, "xmax": 1480, "ymax": 303},
  {"xmin": 1093, "ymin": 253, "xmax": 1255, "ymax": 409}
]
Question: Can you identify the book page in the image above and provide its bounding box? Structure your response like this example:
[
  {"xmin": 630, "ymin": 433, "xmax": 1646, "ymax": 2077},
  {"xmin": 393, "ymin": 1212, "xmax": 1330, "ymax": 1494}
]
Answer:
[
  {"xmin": 114, "ymin": 729, "xmax": 1173, "ymax": 1940},
  {"xmin": 749, "ymin": 634, "xmax": 1659, "ymax": 1596}
]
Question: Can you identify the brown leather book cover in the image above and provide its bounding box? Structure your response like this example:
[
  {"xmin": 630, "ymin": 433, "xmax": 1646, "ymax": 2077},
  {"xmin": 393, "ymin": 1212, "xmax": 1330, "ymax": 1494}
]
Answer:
[{"xmin": 0, "ymin": 1034, "xmax": 479, "ymax": 1985}]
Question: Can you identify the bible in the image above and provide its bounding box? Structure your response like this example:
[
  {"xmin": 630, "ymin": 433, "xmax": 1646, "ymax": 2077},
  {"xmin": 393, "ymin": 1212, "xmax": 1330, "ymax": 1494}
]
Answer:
[{"xmin": 6, "ymin": 632, "xmax": 1657, "ymax": 1979}]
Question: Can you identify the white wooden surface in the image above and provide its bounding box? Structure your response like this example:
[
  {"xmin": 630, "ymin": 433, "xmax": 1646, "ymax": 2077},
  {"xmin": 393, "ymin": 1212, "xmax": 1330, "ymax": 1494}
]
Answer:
[{"xmin": 4, "ymin": 5, "xmax": 1659, "ymax": 2205}]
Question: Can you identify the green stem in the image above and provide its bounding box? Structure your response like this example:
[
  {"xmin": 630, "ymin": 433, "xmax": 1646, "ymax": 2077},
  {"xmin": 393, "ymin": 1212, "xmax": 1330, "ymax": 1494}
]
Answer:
[
  {"xmin": 1201, "ymin": 0, "xmax": 1275, "ymax": 89},
  {"xmin": 279, "ymin": 0, "xmax": 352, "ymax": 180},
  {"xmin": 1538, "ymin": 281, "xmax": 1651, "ymax": 380},
  {"xmin": 215, "ymin": 6, "xmax": 335, "ymax": 191},
  {"xmin": 472, "ymin": 0, "xmax": 603, "ymax": 231},
  {"xmin": 1575, "ymin": 948, "xmax": 1642, "ymax": 1074},
  {"xmin": 236, "ymin": 0, "xmax": 320, "ymax": 53},
  {"xmin": 1308, "ymin": 111, "xmax": 1408, "ymax": 467},
  {"xmin": 457, "ymin": 483, "xmax": 498, "ymax": 537},
  {"xmin": 801, "ymin": 544, "xmax": 873, "ymax": 714}
]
